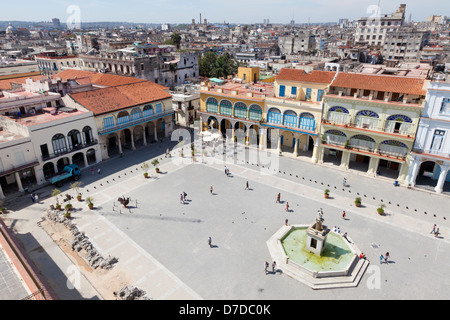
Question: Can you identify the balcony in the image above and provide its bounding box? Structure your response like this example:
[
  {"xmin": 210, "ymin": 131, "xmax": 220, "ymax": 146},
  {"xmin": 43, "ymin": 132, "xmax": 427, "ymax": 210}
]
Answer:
[
  {"xmin": 323, "ymin": 133, "xmax": 347, "ymax": 147},
  {"xmin": 348, "ymin": 138, "xmax": 376, "ymax": 152},
  {"xmin": 98, "ymin": 110, "xmax": 174, "ymax": 135},
  {"xmin": 41, "ymin": 140, "xmax": 99, "ymax": 162},
  {"xmin": 326, "ymin": 112, "xmax": 350, "ymax": 125},
  {"xmin": 378, "ymin": 145, "xmax": 408, "ymax": 158},
  {"xmin": 384, "ymin": 121, "xmax": 414, "ymax": 136}
]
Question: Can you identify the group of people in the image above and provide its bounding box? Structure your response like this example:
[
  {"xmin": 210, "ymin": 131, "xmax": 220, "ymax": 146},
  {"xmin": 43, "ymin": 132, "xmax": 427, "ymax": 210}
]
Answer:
[
  {"xmin": 30, "ymin": 193, "xmax": 39, "ymax": 203},
  {"xmin": 430, "ymin": 224, "xmax": 440, "ymax": 238},
  {"xmin": 264, "ymin": 261, "xmax": 277, "ymax": 275}
]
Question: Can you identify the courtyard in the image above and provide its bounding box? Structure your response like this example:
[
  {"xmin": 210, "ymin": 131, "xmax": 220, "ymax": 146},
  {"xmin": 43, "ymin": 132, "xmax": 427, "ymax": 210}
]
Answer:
[{"xmin": 3, "ymin": 139, "xmax": 450, "ymax": 300}]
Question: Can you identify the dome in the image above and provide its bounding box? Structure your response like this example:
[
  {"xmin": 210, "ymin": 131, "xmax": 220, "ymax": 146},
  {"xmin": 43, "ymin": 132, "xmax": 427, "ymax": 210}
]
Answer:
[{"xmin": 6, "ymin": 23, "xmax": 17, "ymax": 34}]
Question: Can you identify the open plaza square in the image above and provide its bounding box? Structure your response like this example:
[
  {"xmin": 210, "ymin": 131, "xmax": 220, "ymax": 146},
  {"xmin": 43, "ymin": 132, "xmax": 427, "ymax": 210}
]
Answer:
[{"xmin": 3, "ymin": 137, "xmax": 450, "ymax": 300}]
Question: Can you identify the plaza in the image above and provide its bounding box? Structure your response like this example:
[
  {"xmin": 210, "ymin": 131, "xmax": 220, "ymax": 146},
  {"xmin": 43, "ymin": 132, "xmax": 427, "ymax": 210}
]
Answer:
[{"xmin": 2, "ymin": 137, "xmax": 450, "ymax": 300}]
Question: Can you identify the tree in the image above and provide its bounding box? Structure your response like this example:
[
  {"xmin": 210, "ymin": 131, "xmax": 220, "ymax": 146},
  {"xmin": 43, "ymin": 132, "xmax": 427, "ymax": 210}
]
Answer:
[
  {"xmin": 199, "ymin": 52, "xmax": 217, "ymax": 77},
  {"xmin": 170, "ymin": 31, "xmax": 182, "ymax": 50},
  {"xmin": 199, "ymin": 52, "xmax": 239, "ymax": 78}
]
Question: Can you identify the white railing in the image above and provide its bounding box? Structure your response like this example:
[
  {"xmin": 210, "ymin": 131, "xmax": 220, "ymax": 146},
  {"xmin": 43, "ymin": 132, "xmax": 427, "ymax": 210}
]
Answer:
[
  {"xmin": 384, "ymin": 121, "xmax": 414, "ymax": 136},
  {"xmin": 327, "ymin": 111, "xmax": 350, "ymax": 125},
  {"xmin": 379, "ymin": 145, "xmax": 408, "ymax": 157},
  {"xmin": 348, "ymin": 138, "xmax": 376, "ymax": 152},
  {"xmin": 355, "ymin": 116, "xmax": 379, "ymax": 131},
  {"xmin": 323, "ymin": 134, "xmax": 347, "ymax": 146}
]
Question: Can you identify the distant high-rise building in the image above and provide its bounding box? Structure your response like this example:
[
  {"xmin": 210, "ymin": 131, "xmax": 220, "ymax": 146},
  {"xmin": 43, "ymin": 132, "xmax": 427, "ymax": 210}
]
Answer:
[{"xmin": 52, "ymin": 18, "xmax": 61, "ymax": 28}]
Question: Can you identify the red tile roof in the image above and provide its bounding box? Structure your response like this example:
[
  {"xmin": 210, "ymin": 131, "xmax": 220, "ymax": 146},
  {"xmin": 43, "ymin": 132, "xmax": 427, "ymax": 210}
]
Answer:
[
  {"xmin": 276, "ymin": 68, "xmax": 336, "ymax": 84},
  {"xmin": 69, "ymin": 81, "xmax": 172, "ymax": 115},
  {"xmin": 331, "ymin": 73, "xmax": 427, "ymax": 95}
]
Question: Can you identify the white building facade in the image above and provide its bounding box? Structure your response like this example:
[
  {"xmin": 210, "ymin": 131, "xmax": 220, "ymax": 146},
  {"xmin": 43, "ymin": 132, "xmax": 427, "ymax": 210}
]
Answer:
[{"xmin": 405, "ymin": 81, "xmax": 450, "ymax": 193}]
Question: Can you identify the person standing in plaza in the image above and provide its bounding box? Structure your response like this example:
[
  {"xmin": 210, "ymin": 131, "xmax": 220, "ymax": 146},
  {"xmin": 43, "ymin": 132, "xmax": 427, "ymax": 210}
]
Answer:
[
  {"xmin": 343, "ymin": 177, "xmax": 347, "ymax": 187},
  {"xmin": 276, "ymin": 193, "xmax": 280, "ymax": 203},
  {"xmin": 208, "ymin": 237, "xmax": 212, "ymax": 248},
  {"xmin": 384, "ymin": 252, "xmax": 390, "ymax": 263},
  {"xmin": 265, "ymin": 261, "xmax": 269, "ymax": 275},
  {"xmin": 285, "ymin": 202, "xmax": 289, "ymax": 212},
  {"xmin": 431, "ymin": 224, "xmax": 437, "ymax": 234},
  {"xmin": 380, "ymin": 254, "xmax": 384, "ymax": 264},
  {"xmin": 342, "ymin": 211, "xmax": 346, "ymax": 220},
  {"xmin": 285, "ymin": 218, "xmax": 288, "ymax": 226},
  {"xmin": 210, "ymin": 186, "xmax": 213, "ymax": 195},
  {"xmin": 272, "ymin": 261, "xmax": 277, "ymax": 273},
  {"xmin": 97, "ymin": 168, "xmax": 101, "ymax": 175},
  {"xmin": 245, "ymin": 181, "xmax": 249, "ymax": 190},
  {"xmin": 180, "ymin": 193, "xmax": 184, "ymax": 204},
  {"xmin": 435, "ymin": 228, "xmax": 440, "ymax": 238},
  {"xmin": 30, "ymin": 193, "xmax": 35, "ymax": 203},
  {"xmin": 34, "ymin": 193, "xmax": 39, "ymax": 204}
]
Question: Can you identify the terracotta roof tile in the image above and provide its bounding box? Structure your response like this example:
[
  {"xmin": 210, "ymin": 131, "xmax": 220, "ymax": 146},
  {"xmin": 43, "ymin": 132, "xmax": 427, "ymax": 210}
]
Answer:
[
  {"xmin": 331, "ymin": 73, "xmax": 427, "ymax": 95},
  {"xmin": 69, "ymin": 81, "xmax": 171, "ymax": 115},
  {"xmin": 276, "ymin": 68, "xmax": 336, "ymax": 84}
]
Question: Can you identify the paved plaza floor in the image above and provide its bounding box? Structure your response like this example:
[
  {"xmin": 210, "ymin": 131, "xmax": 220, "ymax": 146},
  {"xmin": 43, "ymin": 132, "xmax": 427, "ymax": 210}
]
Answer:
[{"xmin": 3, "ymin": 138, "xmax": 450, "ymax": 300}]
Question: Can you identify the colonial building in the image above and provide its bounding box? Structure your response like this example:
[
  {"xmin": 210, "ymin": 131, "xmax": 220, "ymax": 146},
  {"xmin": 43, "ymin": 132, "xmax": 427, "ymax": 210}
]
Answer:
[
  {"xmin": 264, "ymin": 68, "xmax": 336, "ymax": 161},
  {"xmin": 0, "ymin": 80, "xmax": 100, "ymax": 198},
  {"xmin": 405, "ymin": 81, "xmax": 450, "ymax": 193},
  {"xmin": 318, "ymin": 72, "xmax": 429, "ymax": 184},
  {"xmin": 68, "ymin": 78, "xmax": 174, "ymax": 160},
  {"xmin": 35, "ymin": 52, "xmax": 80, "ymax": 76}
]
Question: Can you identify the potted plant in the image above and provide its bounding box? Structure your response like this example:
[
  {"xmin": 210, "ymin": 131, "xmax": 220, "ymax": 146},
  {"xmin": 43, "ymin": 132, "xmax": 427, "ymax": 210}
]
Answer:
[
  {"xmin": 64, "ymin": 211, "xmax": 71, "ymax": 219},
  {"xmin": 355, "ymin": 197, "xmax": 362, "ymax": 207},
  {"xmin": 52, "ymin": 188, "xmax": 62, "ymax": 210},
  {"xmin": 377, "ymin": 204, "xmax": 386, "ymax": 215},
  {"xmin": 86, "ymin": 197, "xmax": 94, "ymax": 210},
  {"xmin": 65, "ymin": 203, "xmax": 73, "ymax": 211},
  {"xmin": 142, "ymin": 162, "xmax": 149, "ymax": 178},
  {"xmin": 324, "ymin": 189, "xmax": 330, "ymax": 199},
  {"xmin": 151, "ymin": 159, "xmax": 160, "ymax": 173},
  {"xmin": 71, "ymin": 181, "xmax": 83, "ymax": 202}
]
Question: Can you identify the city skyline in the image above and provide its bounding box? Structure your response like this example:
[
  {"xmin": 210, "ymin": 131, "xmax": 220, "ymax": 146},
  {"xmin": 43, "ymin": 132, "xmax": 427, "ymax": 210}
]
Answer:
[{"xmin": 1, "ymin": 0, "xmax": 449, "ymax": 25}]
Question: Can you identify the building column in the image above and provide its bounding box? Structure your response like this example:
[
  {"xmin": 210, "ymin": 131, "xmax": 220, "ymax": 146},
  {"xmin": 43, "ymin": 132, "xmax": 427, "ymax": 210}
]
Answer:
[
  {"xmin": 434, "ymin": 164, "xmax": 449, "ymax": 193},
  {"xmin": 118, "ymin": 132, "xmax": 123, "ymax": 155},
  {"xmin": 277, "ymin": 133, "xmax": 282, "ymax": 153},
  {"xmin": 143, "ymin": 129, "xmax": 147, "ymax": 146},
  {"xmin": 83, "ymin": 152, "xmax": 89, "ymax": 167},
  {"xmin": 311, "ymin": 137, "xmax": 319, "ymax": 163},
  {"xmin": 14, "ymin": 172, "xmax": 24, "ymax": 192},
  {"xmin": 259, "ymin": 129, "xmax": 265, "ymax": 150},
  {"xmin": 340, "ymin": 151, "xmax": 350, "ymax": 169},
  {"xmin": 367, "ymin": 157, "xmax": 379, "ymax": 176},
  {"xmin": 130, "ymin": 130, "xmax": 136, "ymax": 150},
  {"xmin": 406, "ymin": 158, "xmax": 420, "ymax": 187},
  {"xmin": 293, "ymin": 135, "xmax": 299, "ymax": 157},
  {"xmin": 154, "ymin": 124, "xmax": 158, "ymax": 141},
  {"xmin": 0, "ymin": 184, "xmax": 5, "ymax": 199}
]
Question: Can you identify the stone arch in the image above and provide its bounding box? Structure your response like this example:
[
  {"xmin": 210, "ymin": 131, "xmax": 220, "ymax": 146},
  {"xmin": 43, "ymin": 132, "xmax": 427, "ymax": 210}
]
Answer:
[
  {"xmin": 117, "ymin": 110, "xmax": 130, "ymax": 125},
  {"xmin": 143, "ymin": 104, "xmax": 154, "ymax": 117},
  {"xmin": 43, "ymin": 162, "xmax": 56, "ymax": 179},
  {"xmin": 67, "ymin": 129, "xmax": 82, "ymax": 150},
  {"xmin": 56, "ymin": 157, "xmax": 70, "ymax": 172},
  {"xmin": 72, "ymin": 152, "xmax": 85, "ymax": 168},
  {"xmin": 82, "ymin": 126, "xmax": 94, "ymax": 145},
  {"xmin": 86, "ymin": 148, "xmax": 97, "ymax": 165},
  {"xmin": 130, "ymin": 107, "xmax": 143, "ymax": 120}
]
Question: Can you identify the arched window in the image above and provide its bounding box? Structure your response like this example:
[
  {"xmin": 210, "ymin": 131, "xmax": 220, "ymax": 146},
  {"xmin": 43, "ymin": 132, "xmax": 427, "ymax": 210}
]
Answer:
[
  {"xmin": 83, "ymin": 126, "xmax": 94, "ymax": 145},
  {"xmin": 356, "ymin": 110, "xmax": 379, "ymax": 118},
  {"xmin": 349, "ymin": 134, "xmax": 376, "ymax": 151},
  {"xmin": 356, "ymin": 110, "xmax": 380, "ymax": 130},
  {"xmin": 323, "ymin": 130, "xmax": 347, "ymax": 146},
  {"xmin": 143, "ymin": 104, "xmax": 154, "ymax": 117},
  {"xmin": 267, "ymin": 108, "xmax": 282, "ymax": 125},
  {"xmin": 206, "ymin": 97, "xmax": 219, "ymax": 113},
  {"xmin": 283, "ymin": 110, "xmax": 298, "ymax": 128},
  {"xmin": 385, "ymin": 114, "xmax": 413, "ymax": 135},
  {"xmin": 52, "ymin": 134, "xmax": 67, "ymax": 155},
  {"xmin": 386, "ymin": 114, "xmax": 412, "ymax": 123},
  {"xmin": 131, "ymin": 107, "xmax": 142, "ymax": 120},
  {"xmin": 327, "ymin": 106, "xmax": 350, "ymax": 125},
  {"xmin": 220, "ymin": 100, "xmax": 232, "ymax": 116},
  {"xmin": 299, "ymin": 112, "xmax": 315, "ymax": 131},
  {"xmin": 234, "ymin": 102, "xmax": 247, "ymax": 119},
  {"xmin": 248, "ymin": 104, "xmax": 262, "ymax": 121},
  {"xmin": 117, "ymin": 111, "xmax": 130, "ymax": 125},
  {"xmin": 379, "ymin": 140, "xmax": 408, "ymax": 156},
  {"xmin": 67, "ymin": 129, "xmax": 82, "ymax": 150}
]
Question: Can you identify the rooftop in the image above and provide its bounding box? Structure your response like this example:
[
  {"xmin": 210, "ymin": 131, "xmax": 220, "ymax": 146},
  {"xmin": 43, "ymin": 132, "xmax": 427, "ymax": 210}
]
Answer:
[{"xmin": 276, "ymin": 68, "xmax": 336, "ymax": 84}]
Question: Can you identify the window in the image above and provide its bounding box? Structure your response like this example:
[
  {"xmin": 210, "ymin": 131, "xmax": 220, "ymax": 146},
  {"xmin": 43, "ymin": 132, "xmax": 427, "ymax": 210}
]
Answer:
[
  {"xmin": 440, "ymin": 98, "xmax": 450, "ymax": 114},
  {"xmin": 305, "ymin": 88, "xmax": 312, "ymax": 100},
  {"xmin": 291, "ymin": 87, "xmax": 297, "ymax": 96},
  {"xmin": 279, "ymin": 85, "xmax": 286, "ymax": 97},
  {"xmin": 317, "ymin": 89, "xmax": 324, "ymax": 101},
  {"xmin": 234, "ymin": 102, "xmax": 247, "ymax": 119},
  {"xmin": 52, "ymin": 134, "xmax": 68, "ymax": 154},
  {"xmin": 430, "ymin": 130, "xmax": 445, "ymax": 152}
]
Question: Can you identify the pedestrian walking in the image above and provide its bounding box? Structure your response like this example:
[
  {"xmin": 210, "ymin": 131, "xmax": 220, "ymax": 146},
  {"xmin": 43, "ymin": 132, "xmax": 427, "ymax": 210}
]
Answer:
[
  {"xmin": 430, "ymin": 224, "xmax": 437, "ymax": 234},
  {"xmin": 272, "ymin": 261, "xmax": 277, "ymax": 273},
  {"xmin": 208, "ymin": 237, "xmax": 212, "ymax": 248},
  {"xmin": 35, "ymin": 194, "xmax": 39, "ymax": 204},
  {"xmin": 183, "ymin": 192, "xmax": 187, "ymax": 201},
  {"xmin": 165, "ymin": 148, "xmax": 170, "ymax": 158},
  {"xmin": 265, "ymin": 261, "xmax": 269, "ymax": 275},
  {"xmin": 180, "ymin": 194, "xmax": 184, "ymax": 204},
  {"xmin": 435, "ymin": 228, "xmax": 440, "ymax": 238},
  {"xmin": 210, "ymin": 186, "xmax": 213, "ymax": 195},
  {"xmin": 285, "ymin": 202, "xmax": 289, "ymax": 212},
  {"xmin": 30, "ymin": 193, "xmax": 35, "ymax": 203},
  {"xmin": 285, "ymin": 218, "xmax": 288, "ymax": 226},
  {"xmin": 343, "ymin": 232, "xmax": 350, "ymax": 243},
  {"xmin": 342, "ymin": 210, "xmax": 346, "ymax": 219},
  {"xmin": 97, "ymin": 168, "xmax": 101, "ymax": 174},
  {"xmin": 276, "ymin": 193, "xmax": 280, "ymax": 203},
  {"xmin": 343, "ymin": 178, "xmax": 347, "ymax": 187},
  {"xmin": 380, "ymin": 254, "xmax": 384, "ymax": 264},
  {"xmin": 384, "ymin": 252, "xmax": 390, "ymax": 263},
  {"xmin": 245, "ymin": 181, "xmax": 249, "ymax": 190}
]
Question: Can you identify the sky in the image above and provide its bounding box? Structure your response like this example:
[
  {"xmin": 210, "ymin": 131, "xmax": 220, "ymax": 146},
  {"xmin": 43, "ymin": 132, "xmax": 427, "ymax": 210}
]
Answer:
[{"xmin": 1, "ymin": 0, "xmax": 449, "ymax": 24}]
